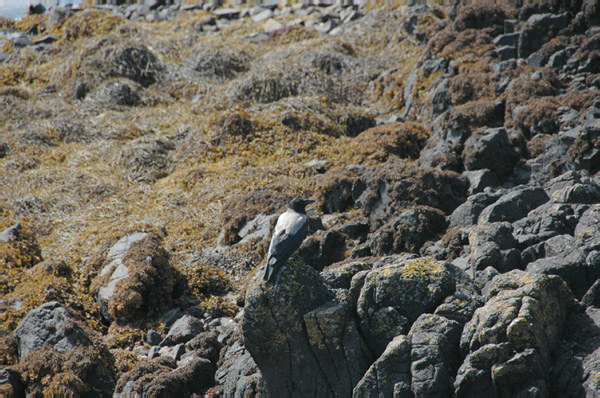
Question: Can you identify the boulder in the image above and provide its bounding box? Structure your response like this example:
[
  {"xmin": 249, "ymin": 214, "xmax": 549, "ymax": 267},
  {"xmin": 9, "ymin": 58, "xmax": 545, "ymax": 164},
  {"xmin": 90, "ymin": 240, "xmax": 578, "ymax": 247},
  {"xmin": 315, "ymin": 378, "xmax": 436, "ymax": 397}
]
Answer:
[
  {"xmin": 356, "ymin": 257, "xmax": 455, "ymax": 357},
  {"xmin": 13, "ymin": 301, "xmax": 90, "ymax": 359},
  {"xmin": 449, "ymin": 190, "xmax": 503, "ymax": 226},
  {"xmin": 215, "ymin": 337, "xmax": 264, "ymax": 396},
  {"xmin": 352, "ymin": 335, "xmax": 411, "ymax": 397},
  {"xmin": 469, "ymin": 222, "xmax": 520, "ymax": 277},
  {"xmin": 92, "ymin": 233, "xmax": 185, "ymax": 323},
  {"xmin": 478, "ymin": 186, "xmax": 549, "ymax": 224},
  {"xmin": 368, "ymin": 206, "xmax": 448, "ymax": 256},
  {"xmin": 463, "ymin": 128, "xmax": 518, "ymax": 178},
  {"xmin": 518, "ymin": 13, "xmax": 570, "ymax": 58},
  {"xmin": 161, "ymin": 315, "xmax": 204, "ymax": 346},
  {"xmin": 115, "ymin": 356, "xmax": 214, "ymax": 397},
  {"xmin": 456, "ymin": 270, "xmax": 575, "ymax": 396},
  {"xmin": 241, "ymin": 262, "xmax": 369, "ymax": 396},
  {"xmin": 353, "ymin": 159, "xmax": 468, "ymax": 229}
]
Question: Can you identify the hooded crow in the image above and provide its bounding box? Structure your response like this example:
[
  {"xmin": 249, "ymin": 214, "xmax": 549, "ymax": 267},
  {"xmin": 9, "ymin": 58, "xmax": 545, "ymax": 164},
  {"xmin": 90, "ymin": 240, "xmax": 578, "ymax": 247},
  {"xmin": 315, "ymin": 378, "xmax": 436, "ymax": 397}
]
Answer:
[{"xmin": 263, "ymin": 197, "xmax": 315, "ymax": 284}]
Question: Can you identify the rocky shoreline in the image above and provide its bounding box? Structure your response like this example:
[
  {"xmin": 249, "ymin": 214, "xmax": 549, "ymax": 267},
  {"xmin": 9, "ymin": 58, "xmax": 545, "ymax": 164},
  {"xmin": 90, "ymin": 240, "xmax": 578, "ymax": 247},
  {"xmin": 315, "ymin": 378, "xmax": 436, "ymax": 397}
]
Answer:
[{"xmin": 1, "ymin": 1, "xmax": 600, "ymax": 396}]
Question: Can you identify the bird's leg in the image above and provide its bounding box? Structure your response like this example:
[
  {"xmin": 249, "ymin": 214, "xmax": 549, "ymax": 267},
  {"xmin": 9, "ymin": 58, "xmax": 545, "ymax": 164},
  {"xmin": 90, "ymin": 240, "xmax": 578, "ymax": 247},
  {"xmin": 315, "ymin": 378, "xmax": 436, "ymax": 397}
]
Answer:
[{"xmin": 272, "ymin": 266, "xmax": 287, "ymax": 297}]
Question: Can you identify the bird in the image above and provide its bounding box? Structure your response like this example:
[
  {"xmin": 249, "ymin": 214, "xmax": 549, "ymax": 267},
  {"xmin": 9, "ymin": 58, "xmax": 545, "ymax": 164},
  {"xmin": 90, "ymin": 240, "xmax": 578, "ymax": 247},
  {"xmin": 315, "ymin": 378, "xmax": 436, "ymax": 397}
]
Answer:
[{"xmin": 263, "ymin": 197, "xmax": 315, "ymax": 285}]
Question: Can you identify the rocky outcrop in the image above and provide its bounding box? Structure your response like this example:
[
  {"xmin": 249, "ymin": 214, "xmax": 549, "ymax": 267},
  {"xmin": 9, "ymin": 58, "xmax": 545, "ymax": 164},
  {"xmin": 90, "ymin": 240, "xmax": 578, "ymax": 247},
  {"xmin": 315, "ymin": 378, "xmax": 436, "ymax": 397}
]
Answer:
[{"xmin": 91, "ymin": 233, "xmax": 185, "ymax": 323}]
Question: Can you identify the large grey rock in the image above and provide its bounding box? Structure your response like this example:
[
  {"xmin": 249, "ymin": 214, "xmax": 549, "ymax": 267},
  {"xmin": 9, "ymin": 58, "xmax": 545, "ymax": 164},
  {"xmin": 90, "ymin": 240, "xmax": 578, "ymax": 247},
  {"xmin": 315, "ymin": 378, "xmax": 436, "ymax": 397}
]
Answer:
[
  {"xmin": 356, "ymin": 257, "xmax": 455, "ymax": 357},
  {"xmin": 244, "ymin": 260, "xmax": 356, "ymax": 396},
  {"xmin": 161, "ymin": 315, "xmax": 204, "ymax": 346},
  {"xmin": 463, "ymin": 128, "xmax": 518, "ymax": 178},
  {"xmin": 518, "ymin": 13, "xmax": 570, "ymax": 58},
  {"xmin": 456, "ymin": 270, "xmax": 574, "ymax": 397},
  {"xmin": 478, "ymin": 186, "xmax": 549, "ymax": 224},
  {"xmin": 352, "ymin": 335, "xmax": 411, "ymax": 397},
  {"xmin": 215, "ymin": 339, "xmax": 264, "ymax": 396},
  {"xmin": 469, "ymin": 222, "xmax": 520, "ymax": 277},
  {"xmin": 449, "ymin": 190, "xmax": 503, "ymax": 226},
  {"xmin": 13, "ymin": 301, "xmax": 89, "ymax": 359}
]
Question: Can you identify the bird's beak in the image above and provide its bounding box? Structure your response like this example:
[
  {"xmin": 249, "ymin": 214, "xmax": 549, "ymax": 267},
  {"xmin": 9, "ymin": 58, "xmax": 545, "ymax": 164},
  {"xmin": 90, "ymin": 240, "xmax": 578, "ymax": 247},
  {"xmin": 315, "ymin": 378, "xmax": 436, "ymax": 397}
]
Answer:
[{"xmin": 304, "ymin": 199, "xmax": 315, "ymax": 205}]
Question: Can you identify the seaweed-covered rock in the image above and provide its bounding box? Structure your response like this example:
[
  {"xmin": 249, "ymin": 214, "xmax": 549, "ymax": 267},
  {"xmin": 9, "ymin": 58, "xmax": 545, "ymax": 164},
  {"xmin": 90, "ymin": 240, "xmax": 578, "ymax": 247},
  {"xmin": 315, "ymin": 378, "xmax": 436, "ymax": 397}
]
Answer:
[
  {"xmin": 160, "ymin": 315, "xmax": 204, "ymax": 346},
  {"xmin": 518, "ymin": 13, "xmax": 570, "ymax": 58},
  {"xmin": 114, "ymin": 356, "xmax": 214, "ymax": 397},
  {"xmin": 118, "ymin": 136, "xmax": 174, "ymax": 183},
  {"xmin": 353, "ymin": 159, "xmax": 468, "ymax": 229},
  {"xmin": 314, "ymin": 167, "xmax": 356, "ymax": 214},
  {"xmin": 110, "ymin": 45, "xmax": 163, "ymax": 87},
  {"xmin": 463, "ymin": 128, "xmax": 519, "ymax": 178},
  {"xmin": 455, "ymin": 270, "xmax": 575, "ymax": 396},
  {"xmin": 356, "ymin": 257, "xmax": 455, "ymax": 357},
  {"xmin": 92, "ymin": 232, "xmax": 185, "ymax": 323},
  {"xmin": 348, "ymin": 122, "xmax": 428, "ymax": 164},
  {"xmin": 368, "ymin": 206, "xmax": 448, "ymax": 256}
]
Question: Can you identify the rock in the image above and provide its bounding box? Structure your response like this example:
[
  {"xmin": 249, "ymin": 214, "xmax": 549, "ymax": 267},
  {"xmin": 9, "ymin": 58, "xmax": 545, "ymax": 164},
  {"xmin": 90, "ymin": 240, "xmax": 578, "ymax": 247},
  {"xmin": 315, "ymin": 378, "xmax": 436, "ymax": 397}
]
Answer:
[
  {"xmin": 252, "ymin": 8, "xmax": 273, "ymax": 22},
  {"xmin": 0, "ymin": 222, "xmax": 21, "ymax": 243},
  {"xmin": 463, "ymin": 128, "xmax": 518, "ymax": 178},
  {"xmin": 147, "ymin": 329, "xmax": 162, "ymax": 346},
  {"xmin": 582, "ymin": 279, "xmax": 600, "ymax": 308},
  {"xmin": 161, "ymin": 315, "xmax": 204, "ymax": 346},
  {"xmin": 356, "ymin": 257, "xmax": 455, "ymax": 357},
  {"xmin": 185, "ymin": 331, "xmax": 221, "ymax": 365},
  {"xmin": 264, "ymin": 18, "xmax": 283, "ymax": 33},
  {"xmin": 213, "ymin": 8, "xmax": 241, "ymax": 19},
  {"xmin": 14, "ymin": 37, "xmax": 33, "ymax": 47},
  {"xmin": 408, "ymin": 314, "xmax": 463, "ymax": 397},
  {"xmin": 526, "ymin": 51, "xmax": 548, "ymax": 67},
  {"xmin": 92, "ymin": 233, "xmax": 185, "ymax": 323},
  {"xmin": 115, "ymin": 356, "xmax": 214, "ymax": 396},
  {"xmin": 320, "ymin": 261, "xmax": 371, "ymax": 290},
  {"xmin": 518, "ymin": 13, "xmax": 570, "ymax": 58},
  {"xmin": 449, "ymin": 190, "xmax": 503, "ymax": 226},
  {"xmin": 353, "ymin": 159, "xmax": 468, "ymax": 229},
  {"xmin": 494, "ymin": 32, "xmax": 520, "ymax": 46},
  {"xmin": 478, "ymin": 186, "xmax": 549, "ymax": 224},
  {"xmin": 243, "ymin": 257, "xmax": 374, "ymax": 396},
  {"xmin": 456, "ymin": 270, "xmax": 574, "ymax": 396},
  {"xmin": 159, "ymin": 344, "xmax": 187, "ymax": 361},
  {"xmin": 353, "ymin": 335, "xmax": 411, "ymax": 397},
  {"xmin": 13, "ymin": 301, "xmax": 90, "ymax": 359},
  {"xmin": 469, "ymin": 222, "xmax": 520, "ymax": 277},
  {"xmin": 298, "ymin": 229, "xmax": 348, "ymax": 270},
  {"xmin": 215, "ymin": 339, "xmax": 264, "ymax": 396},
  {"xmin": 368, "ymin": 206, "xmax": 448, "ymax": 256},
  {"xmin": 463, "ymin": 169, "xmax": 500, "ymax": 194},
  {"xmin": 495, "ymin": 45, "xmax": 517, "ymax": 61},
  {"xmin": 314, "ymin": 167, "xmax": 356, "ymax": 214}
]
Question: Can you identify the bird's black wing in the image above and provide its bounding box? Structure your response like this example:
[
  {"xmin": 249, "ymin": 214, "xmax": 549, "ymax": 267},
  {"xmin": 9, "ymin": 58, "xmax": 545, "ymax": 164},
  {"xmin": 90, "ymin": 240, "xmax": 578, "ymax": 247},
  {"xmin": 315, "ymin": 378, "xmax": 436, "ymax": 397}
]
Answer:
[{"xmin": 263, "ymin": 220, "xmax": 309, "ymax": 283}]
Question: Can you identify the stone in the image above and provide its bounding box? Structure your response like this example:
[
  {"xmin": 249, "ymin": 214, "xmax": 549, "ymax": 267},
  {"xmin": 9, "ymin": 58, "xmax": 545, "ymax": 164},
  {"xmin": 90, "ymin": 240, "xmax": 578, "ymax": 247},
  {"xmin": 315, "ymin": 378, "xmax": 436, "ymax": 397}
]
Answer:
[
  {"xmin": 242, "ymin": 259, "xmax": 337, "ymax": 396},
  {"xmin": 518, "ymin": 13, "xmax": 569, "ymax": 58},
  {"xmin": 13, "ymin": 301, "xmax": 90, "ymax": 359},
  {"xmin": 495, "ymin": 45, "xmax": 517, "ymax": 61},
  {"xmin": 353, "ymin": 335, "xmax": 411, "ymax": 397},
  {"xmin": 526, "ymin": 52, "xmax": 547, "ymax": 67},
  {"xmin": 463, "ymin": 169, "xmax": 500, "ymax": 194},
  {"xmin": 494, "ymin": 32, "xmax": 520, "ymax": 47},
  {"xmin": 463, "ymin": 128, "xmax": 518, "ymax": 178},
  {"xmin": 478, "ymin": 186, "xmax": 549, "ymax": 224},
  {"xmin": 356, "ymin": 257, "xmax": 455, "ymax": 357},
  {"xmin": 449, "ymin": 190, "xmax": 503, "ymax": 226},
  {"xmin": 158, "ymin": 344, "xmax": 187, "ymax": 361},
  {"xmin": 0, "ymin": 368, "xmax": 25, "ymax": 398},
  {"xmin": 264, "ymin": 18, "xmax": 283, "ymax": 33},
  {"xmin": 147, "ymin": 329, "xmax": 162, "ymax": 346},
  {"xmin": 161, "ymin": 315, "xmax": 204, "ymax": 346},
  {"xmin": 0, "ymin": 222, "xmax": 21, "ymax": 243},
  {"xmin": 251, "ymin": 8, "xmax": 273, "ymax": 22},
  {"xmin": 456, "ymin": 270, "xmax": 574, "ymax": 396}
]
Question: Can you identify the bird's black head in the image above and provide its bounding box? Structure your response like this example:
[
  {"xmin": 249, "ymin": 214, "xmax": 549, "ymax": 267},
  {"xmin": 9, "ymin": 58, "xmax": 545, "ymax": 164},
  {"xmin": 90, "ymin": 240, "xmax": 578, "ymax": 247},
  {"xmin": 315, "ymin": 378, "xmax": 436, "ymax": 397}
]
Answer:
[{"xmin": 289, "ymin": 197, "xmax": 315, "ymax": 214}]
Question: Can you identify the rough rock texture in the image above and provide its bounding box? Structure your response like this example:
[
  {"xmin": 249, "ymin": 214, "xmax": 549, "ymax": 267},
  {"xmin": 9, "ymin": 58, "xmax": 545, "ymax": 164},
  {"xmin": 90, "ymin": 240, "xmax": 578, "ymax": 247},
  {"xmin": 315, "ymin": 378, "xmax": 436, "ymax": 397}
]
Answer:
[
  {"xmin": 455, "ymin": 270, "xmax": 575, "ymax": 396},
  {"xmin": 91, "ymin": 232, "xmax": 185, "ymax": 323},
  {"xmin": 13, "ymin": 301, "xmax": 90, "ymax": 359}
]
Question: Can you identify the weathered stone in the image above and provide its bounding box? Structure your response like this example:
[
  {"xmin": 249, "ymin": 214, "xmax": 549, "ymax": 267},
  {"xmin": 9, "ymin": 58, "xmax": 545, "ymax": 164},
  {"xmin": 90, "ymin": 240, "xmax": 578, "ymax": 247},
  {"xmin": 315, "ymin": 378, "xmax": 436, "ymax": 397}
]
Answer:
[
  {"xmin": 161, "ymin": 315, "xmax": 204, "ymax": 346},
  {"xmin": 478, "ymin": 186, "xmax": 549, "ymax": 224},
  {"xmin": 13, "ymin": 301, "xmax": 90, "ymax": 359},
  {"xmin": 463, "ymin": 128, "xmax": 518, "ymax": 178},
  {"xmin": 449, "ymin": 190, "xmax": 503, "ymax": 226},
  {"xmin": 356, "ymin": 257, "xmax": 455, "ymax": 357},
  {"xmin": 353, "ymin": 335, "xmax": 411, "ymax": 397},
  {"xmin": 456, "ymin": 270, "xmax": 574, "ymax": 396}
]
